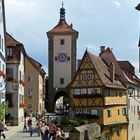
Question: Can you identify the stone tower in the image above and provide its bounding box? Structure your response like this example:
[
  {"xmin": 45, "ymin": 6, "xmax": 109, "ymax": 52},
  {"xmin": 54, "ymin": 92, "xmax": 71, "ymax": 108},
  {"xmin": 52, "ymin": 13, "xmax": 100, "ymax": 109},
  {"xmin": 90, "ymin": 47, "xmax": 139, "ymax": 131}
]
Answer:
[{"xmin": 47, "ymin": 3, "xmax": 78, "ymax": 112}]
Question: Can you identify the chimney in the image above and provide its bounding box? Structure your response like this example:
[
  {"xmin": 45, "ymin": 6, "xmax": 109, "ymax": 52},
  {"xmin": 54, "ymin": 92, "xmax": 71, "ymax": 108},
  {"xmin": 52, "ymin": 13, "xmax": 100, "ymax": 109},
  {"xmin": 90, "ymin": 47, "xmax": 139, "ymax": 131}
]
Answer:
[
  {"xmin": 100, "ymin": 46, "xmax": 105, "ymax": 54},
  {"xmin": 110, "ymin": 63, "xmax": 115, "ymax": 82}
]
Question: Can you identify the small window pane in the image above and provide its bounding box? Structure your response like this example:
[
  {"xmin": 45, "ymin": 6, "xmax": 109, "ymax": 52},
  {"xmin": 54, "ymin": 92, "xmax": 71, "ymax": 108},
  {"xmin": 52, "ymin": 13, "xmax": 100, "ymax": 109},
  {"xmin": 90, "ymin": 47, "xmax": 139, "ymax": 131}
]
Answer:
[{"xmin": 60, "ymin": 39, "xmax": 64, "ymax": 45}]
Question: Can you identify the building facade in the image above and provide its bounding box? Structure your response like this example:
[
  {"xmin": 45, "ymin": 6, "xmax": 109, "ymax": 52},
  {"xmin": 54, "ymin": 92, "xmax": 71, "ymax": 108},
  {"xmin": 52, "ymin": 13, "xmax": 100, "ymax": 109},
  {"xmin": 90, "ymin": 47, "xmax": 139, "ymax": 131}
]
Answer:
[
  {"xmin": 68, "ymin": 50, "xmax": 128, "ymax": 140},
  {"xmin": 99, "ymin": 46, "xmax": 140, "ymax": 140},
  {"xmin": 24, "ymin": 56, "xmax": 46, "ymax": 115},
  {"xmin": 6, "ymin": 33, "xmax": 25, "ymax": 125},
  {"xmin": 47, "ymin": 4, "xmax": 78, "ymax": 112},
  {"xmin": 0, "ymin": 0, "xmax": 6, "ymax": 104},
  {"xmin": 118, "ymin": 61, "xmax": 140, "ymax": 140}
]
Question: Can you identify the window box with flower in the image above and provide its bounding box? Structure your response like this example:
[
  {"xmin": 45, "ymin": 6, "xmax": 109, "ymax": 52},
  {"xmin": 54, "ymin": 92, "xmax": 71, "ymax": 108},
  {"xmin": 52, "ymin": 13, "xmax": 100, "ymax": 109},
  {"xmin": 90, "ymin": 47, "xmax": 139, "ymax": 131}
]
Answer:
[
  {"xmin": 20, "ymin": 103, "xmax": 27, "ymax": 108},
  {"xmin": 19, "ymin": 80, "xmax": 25, "ymax": 86},
  {"xmin": 0, "ymin": 70, "xmax": 7, "ymax": 79}
]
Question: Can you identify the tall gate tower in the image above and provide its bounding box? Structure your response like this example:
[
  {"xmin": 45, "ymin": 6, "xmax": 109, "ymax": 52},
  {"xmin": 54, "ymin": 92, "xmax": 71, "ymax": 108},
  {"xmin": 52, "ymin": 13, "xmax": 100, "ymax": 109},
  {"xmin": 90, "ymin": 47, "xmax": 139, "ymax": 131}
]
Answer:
[{"xmin": 47, "ymin": 4, "xmax": 78, "ymax": 112}]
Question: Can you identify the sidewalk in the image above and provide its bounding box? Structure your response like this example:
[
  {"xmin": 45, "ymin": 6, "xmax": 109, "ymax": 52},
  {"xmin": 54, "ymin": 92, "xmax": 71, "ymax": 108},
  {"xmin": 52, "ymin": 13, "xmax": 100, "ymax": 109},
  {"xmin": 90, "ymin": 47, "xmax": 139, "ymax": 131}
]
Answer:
[
  {"xmin": 2, "ymin": 122, "xmax": 24, "ymax": 139},
  {"xmin": 3, "ymin": 117, "xmax": 37, "ymax": 139}
]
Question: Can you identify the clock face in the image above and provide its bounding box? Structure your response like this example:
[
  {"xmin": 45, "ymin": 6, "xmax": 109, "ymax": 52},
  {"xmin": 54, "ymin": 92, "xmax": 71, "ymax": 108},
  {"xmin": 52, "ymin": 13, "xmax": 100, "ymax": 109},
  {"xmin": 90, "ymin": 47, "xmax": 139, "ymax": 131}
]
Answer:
[{"xmin": 58, "ymin": 53, "xmax": 67, "ymax": 62}]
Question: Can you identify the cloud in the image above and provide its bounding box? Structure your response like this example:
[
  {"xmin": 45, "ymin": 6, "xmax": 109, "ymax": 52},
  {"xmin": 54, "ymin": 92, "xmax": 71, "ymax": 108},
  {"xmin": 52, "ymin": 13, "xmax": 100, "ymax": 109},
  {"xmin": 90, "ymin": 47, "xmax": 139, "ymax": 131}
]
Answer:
[
  {"xmin": 6, "ymin": 0, "xmax": 36, "ymax": 8},
  {"xmin": 112, "ymin": 0, "xmax": 121, "ymax": 8}
]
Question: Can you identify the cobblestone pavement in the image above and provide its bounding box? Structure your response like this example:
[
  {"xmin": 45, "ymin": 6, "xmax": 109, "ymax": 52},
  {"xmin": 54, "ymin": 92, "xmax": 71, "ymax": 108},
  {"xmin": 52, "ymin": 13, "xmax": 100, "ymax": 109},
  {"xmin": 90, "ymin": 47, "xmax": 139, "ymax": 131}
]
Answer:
[
  {"xmin": 6, "ymin": 131, "xmax": 41, "ymax": 140},
  {"xmin": 2, "ymin": 117, "xmax": 41, "ymax": 140}
]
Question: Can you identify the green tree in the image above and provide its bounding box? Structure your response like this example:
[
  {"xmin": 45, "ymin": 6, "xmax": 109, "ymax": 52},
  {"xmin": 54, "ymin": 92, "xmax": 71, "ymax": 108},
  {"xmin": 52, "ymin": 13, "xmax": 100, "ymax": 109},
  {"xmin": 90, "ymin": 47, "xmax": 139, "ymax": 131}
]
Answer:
[{"xmin": 0, "ymin": 102, "xmax": 8, "ymax": 120}]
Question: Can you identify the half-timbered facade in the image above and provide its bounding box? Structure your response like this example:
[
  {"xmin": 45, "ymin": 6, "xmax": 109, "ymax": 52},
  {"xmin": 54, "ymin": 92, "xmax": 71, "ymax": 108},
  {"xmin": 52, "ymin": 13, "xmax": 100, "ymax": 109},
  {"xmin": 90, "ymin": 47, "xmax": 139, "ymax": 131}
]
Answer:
[{"xmin": 68, "ymin": 50, "xmax": 128, "ymax": 140}]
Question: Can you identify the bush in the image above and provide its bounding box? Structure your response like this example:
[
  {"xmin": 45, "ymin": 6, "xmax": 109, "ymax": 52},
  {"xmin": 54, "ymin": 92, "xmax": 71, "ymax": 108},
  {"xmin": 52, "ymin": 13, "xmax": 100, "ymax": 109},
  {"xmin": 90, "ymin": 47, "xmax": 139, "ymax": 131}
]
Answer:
[{"xmin": 61, "ymin": 119, "xmax": 88, "ymax": 127}]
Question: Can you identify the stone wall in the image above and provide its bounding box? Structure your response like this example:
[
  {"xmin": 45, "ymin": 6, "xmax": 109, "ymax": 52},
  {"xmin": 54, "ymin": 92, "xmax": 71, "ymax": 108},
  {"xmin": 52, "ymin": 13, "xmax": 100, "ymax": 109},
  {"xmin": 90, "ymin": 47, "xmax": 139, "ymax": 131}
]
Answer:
[{"xmin": 69, "ymin": 123, "xmax": 101, "ymax": 140}]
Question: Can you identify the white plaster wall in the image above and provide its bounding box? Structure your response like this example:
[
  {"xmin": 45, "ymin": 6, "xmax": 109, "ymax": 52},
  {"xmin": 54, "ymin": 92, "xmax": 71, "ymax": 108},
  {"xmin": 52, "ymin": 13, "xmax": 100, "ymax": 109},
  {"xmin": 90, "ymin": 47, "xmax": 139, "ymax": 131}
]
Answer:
[
  {"xmin": 18, "ymin": 52, "xmax": 24, "ymax": 119},
  {"xmin": 6, "ymin": 52, "xmax": 25, "ymax": 124},
  {"xmin": 0, "ymin": 0, "xmax": 5, "ymax": 58},
  {"xmin": 6, "ymin": 64, "xmax": 18, "ymax": 92},
  {"xmin": 53, "ymin": 35, "xmax": 71, "ymax": 88},
  {"xmin": 0, "ymin": 58, "xmax": 6, "ymax": 103},
  {"xmin": 0, "ymin": 0, "xmax": 6, "ymax": 103},
  {"xmin": 128, "ymin": 84, "xmax": 140, "ymax": 140}
]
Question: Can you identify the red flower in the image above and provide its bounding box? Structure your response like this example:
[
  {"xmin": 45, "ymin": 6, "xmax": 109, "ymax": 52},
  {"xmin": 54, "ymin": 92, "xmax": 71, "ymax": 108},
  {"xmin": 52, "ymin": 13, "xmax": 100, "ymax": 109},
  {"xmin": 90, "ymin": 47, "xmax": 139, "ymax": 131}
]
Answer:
[
  {"xmin": 0, "ymin": 70, "xmax": 7, "ymax": 79},
  {"xmin": 19, "ymin": 80, "xmax": 25, "ymax": 86},
  {"xmin": 20, "ymin": 103, "xmax": 27, "ymax": 108}
]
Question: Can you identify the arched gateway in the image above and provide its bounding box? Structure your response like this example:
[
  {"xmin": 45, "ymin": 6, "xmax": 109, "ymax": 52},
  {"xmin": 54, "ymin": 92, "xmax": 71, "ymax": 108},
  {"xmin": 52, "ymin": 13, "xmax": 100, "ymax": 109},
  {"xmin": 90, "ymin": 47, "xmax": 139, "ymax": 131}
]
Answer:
[{"xmin": 46, "ymin": 4, "xmax": 78, "ymax": 112}]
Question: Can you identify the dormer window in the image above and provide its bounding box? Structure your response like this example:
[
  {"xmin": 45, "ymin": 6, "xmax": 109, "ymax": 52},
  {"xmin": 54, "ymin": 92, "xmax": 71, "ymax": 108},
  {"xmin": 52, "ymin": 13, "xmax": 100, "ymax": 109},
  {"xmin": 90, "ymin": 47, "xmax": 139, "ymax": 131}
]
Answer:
[
  {"xmin": 7, "ymin": 48, "xmax": 13, "ymax": 56},
  {"xmin": 60, "ymin": 39, "xmax": 64, "ymax": 45},
  {"xmin": 84, "ymin": 57, "xmax": 89, "ymax": 62}
]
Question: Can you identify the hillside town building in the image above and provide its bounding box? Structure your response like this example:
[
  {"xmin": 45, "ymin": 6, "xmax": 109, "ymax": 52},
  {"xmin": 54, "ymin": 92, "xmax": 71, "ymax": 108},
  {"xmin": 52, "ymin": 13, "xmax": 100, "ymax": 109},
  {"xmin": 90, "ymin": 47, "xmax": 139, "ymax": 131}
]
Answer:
[
  {"xmin": 24, "ymin": 56, "xmax": 46, "ymax": 115},
  {"xmin": 68, "ymin": 49, "xmax": 128, "ymax": 140},
  {"xmin": 0, "ymin": 0, "xmax": 6, "ymax": 104},
  {"xmin": 6, "ymin": 33, "xmax": 26, "ymax": 125}
]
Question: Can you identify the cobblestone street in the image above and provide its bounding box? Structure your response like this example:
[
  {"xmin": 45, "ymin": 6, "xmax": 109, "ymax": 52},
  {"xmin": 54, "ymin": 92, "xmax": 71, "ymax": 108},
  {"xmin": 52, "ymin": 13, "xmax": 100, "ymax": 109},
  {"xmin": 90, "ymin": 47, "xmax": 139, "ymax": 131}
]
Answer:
[
  {"xmin": 6, "ymin": 131, "xmax": 41, "ymax": 140},
  {"xmin": 3, "ymin": 118, "xmax": 41, "ymax": 140}
]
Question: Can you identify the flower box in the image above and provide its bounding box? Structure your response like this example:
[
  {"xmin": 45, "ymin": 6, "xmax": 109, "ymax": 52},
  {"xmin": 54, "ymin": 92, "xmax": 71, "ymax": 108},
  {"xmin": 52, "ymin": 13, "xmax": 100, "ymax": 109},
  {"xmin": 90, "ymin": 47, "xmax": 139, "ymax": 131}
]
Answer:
[
  {"xmin": 0, "ymin": 70, "xmax": 7, "ymax": 79},
  {"xmin": 19, "ymin": 80, "xmax": 25, "ymax": 86},
  {"xmin": 20, "ymin": 103, "xmax": 27, "ymax": 108}
]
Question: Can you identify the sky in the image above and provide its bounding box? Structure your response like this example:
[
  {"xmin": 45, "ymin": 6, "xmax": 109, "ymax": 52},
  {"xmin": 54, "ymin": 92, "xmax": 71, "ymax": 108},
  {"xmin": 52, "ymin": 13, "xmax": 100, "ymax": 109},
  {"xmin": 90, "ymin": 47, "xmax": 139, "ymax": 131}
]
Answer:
[{"xmin": 4, "ymin": 0, "xmax": 140, "ymax": 76}]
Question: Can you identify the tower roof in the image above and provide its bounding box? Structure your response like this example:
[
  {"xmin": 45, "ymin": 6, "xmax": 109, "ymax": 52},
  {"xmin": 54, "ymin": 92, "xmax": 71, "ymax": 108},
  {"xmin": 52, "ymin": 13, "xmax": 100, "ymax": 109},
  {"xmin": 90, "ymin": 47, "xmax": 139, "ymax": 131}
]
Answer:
[{"xmin": 47, "ymin": 3, "xmax": 78, "ymax": 38}]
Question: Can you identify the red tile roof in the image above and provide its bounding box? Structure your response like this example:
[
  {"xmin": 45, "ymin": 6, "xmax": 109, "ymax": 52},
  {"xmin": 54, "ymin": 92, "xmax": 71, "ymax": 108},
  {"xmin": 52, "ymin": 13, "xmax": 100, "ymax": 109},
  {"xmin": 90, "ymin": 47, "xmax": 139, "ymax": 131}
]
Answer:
[
  {"xmin": 87, "ymin": 51, "xmax": 125, "ymax": 89},
  {"xmin": 47, "ymin": 20, "xmax": 78, "ymax": 37}
]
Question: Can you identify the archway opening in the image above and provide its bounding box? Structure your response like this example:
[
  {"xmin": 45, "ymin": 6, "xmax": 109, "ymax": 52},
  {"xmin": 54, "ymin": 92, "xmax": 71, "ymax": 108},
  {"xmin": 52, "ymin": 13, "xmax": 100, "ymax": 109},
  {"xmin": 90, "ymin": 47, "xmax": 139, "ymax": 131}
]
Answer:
[{"xmin": 54, "ymin": 91, "xmax": 69, "ymax": 115}]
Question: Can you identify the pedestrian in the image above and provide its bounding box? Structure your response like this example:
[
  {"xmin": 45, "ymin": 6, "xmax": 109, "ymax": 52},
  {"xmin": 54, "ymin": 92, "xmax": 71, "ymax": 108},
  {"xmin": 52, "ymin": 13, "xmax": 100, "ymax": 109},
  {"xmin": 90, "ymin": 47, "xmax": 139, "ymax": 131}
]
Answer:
[
  {"xmin": 0, "ymin": 120, "xmax": 6, "ymax": 139},
  {"xmin": 28, "ymin": 118, "xmax": 33, "ymax": 136},
  {"xmin": 43, "ymin": 126, "xmax": 49, "ymax": 140},
  {"xmin": 35, "ymin": 110, "xmax": 40, "ymax": 120},
  {"xmin": 24, "ymin": 110, "xmax": 27, "ymax": 119},
  {"xmin": 23, "ymin": 118, "xmax": 28, "ymax": 132},
  {"xmin": 48, "ymin": 120, "xmax": 57, "ymax": 140},
  {"xmin": 55, "ymin": 125, "xmax": 65, "ymax": 140},
  {"xmin": 36, "ymin": 119, "xmax": 42, "ymax": 136}
]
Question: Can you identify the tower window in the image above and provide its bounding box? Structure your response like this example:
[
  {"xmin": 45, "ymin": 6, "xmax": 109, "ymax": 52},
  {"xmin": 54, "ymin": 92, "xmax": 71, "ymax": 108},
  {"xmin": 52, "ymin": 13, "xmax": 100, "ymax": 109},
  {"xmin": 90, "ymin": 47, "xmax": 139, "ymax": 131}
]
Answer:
[
  {"xmin": 67, "ymin": 57, "xmax": 70, "ymax": 61},
  {"xmin": 60, "ymin": 78, "xmax": 64, "ymax": 84},
  {"xmin": 60, "ymin": 39, "xmax": 64, "ymax": 45}
]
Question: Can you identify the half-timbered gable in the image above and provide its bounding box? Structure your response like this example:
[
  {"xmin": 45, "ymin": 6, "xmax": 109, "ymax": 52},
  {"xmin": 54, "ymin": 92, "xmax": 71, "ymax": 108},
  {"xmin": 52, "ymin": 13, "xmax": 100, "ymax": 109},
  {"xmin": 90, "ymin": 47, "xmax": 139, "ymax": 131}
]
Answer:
[{"xmin": 68, "ymin": 49, "xmax": 128, "ymax": 140}]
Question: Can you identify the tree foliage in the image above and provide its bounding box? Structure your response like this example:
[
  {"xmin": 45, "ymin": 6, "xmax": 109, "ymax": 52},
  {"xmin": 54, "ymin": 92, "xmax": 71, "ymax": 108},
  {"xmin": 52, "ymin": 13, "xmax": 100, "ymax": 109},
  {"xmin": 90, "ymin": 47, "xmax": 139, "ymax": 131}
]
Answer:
[{"xmin": 0, "ymin": 102, "xmax": 8, "ymax": 120}]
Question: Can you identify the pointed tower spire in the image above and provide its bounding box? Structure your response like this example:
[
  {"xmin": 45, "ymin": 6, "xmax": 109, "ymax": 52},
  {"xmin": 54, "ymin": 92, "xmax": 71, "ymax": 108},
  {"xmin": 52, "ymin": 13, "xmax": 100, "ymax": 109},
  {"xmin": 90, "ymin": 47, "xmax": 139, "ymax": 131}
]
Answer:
[{"xmin": 60, "ymin": 2, "xmax": 65, "ymax": 20}]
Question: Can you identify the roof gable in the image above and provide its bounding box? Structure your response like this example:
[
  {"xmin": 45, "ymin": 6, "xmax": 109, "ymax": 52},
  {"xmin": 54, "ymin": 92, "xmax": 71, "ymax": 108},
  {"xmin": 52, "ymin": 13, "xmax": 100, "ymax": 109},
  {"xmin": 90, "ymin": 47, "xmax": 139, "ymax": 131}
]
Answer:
[{"xmin": 68, "ymin": 50, "xmax": 125, "ymax": 89}]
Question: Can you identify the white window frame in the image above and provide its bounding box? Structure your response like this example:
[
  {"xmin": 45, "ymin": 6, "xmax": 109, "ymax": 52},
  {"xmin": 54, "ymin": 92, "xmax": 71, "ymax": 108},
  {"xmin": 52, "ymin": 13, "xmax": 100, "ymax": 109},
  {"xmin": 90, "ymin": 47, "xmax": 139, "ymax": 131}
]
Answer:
[
  {"xmin": 7, "ymin": 48, "xmax": 13, "ymax": 56},
  {"xmin": 74, "ymin": 89, "xmax": 80, "ymax": 95},
  {"xmin": 91, "ymin": 109, "xmax": 98, "ymax": 116}
]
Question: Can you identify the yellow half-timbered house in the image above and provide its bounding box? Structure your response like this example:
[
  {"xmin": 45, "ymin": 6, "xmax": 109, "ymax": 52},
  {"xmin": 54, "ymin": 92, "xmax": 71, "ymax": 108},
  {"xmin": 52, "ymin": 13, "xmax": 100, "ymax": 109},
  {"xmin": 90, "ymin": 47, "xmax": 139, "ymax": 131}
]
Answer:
[{"xmin": 68, "ymin": 50, "xmax": 128, "ymax": 140}]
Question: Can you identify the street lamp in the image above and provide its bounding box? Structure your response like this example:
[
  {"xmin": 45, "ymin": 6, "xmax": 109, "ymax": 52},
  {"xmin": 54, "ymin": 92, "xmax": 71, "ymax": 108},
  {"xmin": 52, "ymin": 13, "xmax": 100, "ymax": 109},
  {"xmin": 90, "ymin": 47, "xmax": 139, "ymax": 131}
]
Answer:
[
  {"xmin": 128, "ymin": 87, "xmax": 134, "ymax": 97},
  {"xmin": 135, "ymin": 3, "xmax": 140, "ymax": 72}
]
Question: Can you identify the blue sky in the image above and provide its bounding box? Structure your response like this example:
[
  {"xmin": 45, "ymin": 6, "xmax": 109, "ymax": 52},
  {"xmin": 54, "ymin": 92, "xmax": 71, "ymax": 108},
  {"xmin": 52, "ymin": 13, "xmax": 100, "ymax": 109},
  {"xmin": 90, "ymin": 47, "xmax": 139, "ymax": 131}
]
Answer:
[{"xmin": 5, "ymin": 0, "xmax": 140, "ymax": 76}]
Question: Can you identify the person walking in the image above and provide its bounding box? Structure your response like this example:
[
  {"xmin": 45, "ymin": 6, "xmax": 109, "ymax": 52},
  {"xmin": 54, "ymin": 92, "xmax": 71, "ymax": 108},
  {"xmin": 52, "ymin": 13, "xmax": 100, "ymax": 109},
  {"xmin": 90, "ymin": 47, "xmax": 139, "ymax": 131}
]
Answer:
[
  {"xmin": 28, "ymin": 118, "xmax": 33, "ymax": 136},
  {"xmin": 0, "ymin": 120, "xmax": 6, "ymax": 139},
  {"xmin": 23, "ymin": 118, "xmax": 28, "ymax": 132},
  {"xmin": 48, "ymin": 120, "xmax": 57, "ymax": 140}
]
